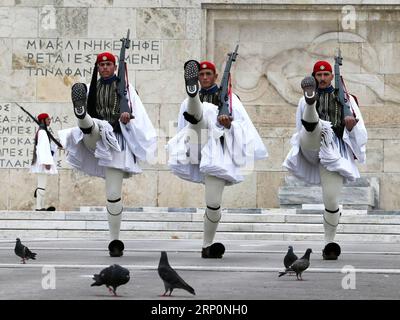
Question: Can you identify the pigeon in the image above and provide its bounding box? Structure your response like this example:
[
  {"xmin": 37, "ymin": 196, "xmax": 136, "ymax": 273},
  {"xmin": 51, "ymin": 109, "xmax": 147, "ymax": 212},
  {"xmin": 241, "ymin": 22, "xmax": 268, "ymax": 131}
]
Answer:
[
  {"xmin": 14, "ymin": 238, "xmax": 37, "ymax": 264},
  {"xmin": 91, "ymin": 264, "xmax": 130, "ymax": 296},
  {"xmin": 283, "ymin": 246, "xmax": 298, "ymax": 269},
  {"xmin": 278, "ymin": 248, "xmax": 312, "ymax": 280},
  {"xmin": 158, "ymin": 251, "xmax": 195, "ymax": 296}
]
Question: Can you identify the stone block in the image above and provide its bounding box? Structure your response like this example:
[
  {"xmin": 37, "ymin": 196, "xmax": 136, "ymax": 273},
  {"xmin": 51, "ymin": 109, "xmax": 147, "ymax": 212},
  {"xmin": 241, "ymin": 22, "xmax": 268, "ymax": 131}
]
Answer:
[
  {"xmin": 136, "ymin": 70, "xmax": 184, "ymax": 104},
  {"xmin": 158, "ymin": 103, "xmax": 180, "ymax": 138},
  {"xmin": 0, "ymin": 7, "xmax": 37, "ymax": 37},
  {"xmin": 122, "ymin": 170, "xmax": 158, "ymax": 207},
  {"xmin": 358, "ymin": 139, "xmax": 383, "ymax": 173},
  {"xmin": 0, "ymin": 170, "xmax": 9, "ymax": 210},
  {"xmin": 222, "ymin": 171, "xmax": 257, "ymax": 208},
  {"xmin": 142, "ymin": 103, "xmax": 160, "ymax": 132},
  {"xmin": 88, "ymin": 8, "xmax": 136, "ymax": 38},
  {"xmin": 238, "ymin": 19, "xmax": 338, "ymax": 44},
  {"xmin": 279, "ymin": 185, "xmax": 375, "ymax": 208},
  {"xmin": 0, "ymin": 70, "xmax": 36, "ymax": 102},
  {"xmin": 279, "ymin": 175, "xmax": 378, "ymax": 209},
  {"xmin": 379, "ymin": 173, "xmax": 400, "ymax": 211},
  {"xmin": 0, "ymin": 39, "xmax": 11, "ymax": 70},
  {"xmin": 157, "ymin": 171, "xmax": 204, "ymax": 208},
  {"xmin": 161, "ymin": 40, "xmax": 201, "ymax": 70},
  {"xmin": 256, "ymin": 171, "xmax": 285, "ymax": 208},
  {"xmin": 15, "ymin": 0, "xmax": 63, "ymax": 6},
  {"xmin": 186, "ymin": 8, "xmax": 202, "ymax": 39},
  {"xmin": 254, "ymin": 137, "xmax": 284, "ymax": 171},
  {"xmin": 0, "ymin": 0, "xmax": 14, "ymax": 5},
  {"xmin": 58, "ymin": 170, "xmax": 106, "ymax": 210},
  {"xmin": 137, "ymin": 8, "xmax": 186, "ymax": 39},
  {"xmin": 257, "ymin": 127, "xmax": 294, "ymax": 139},
  {"xmin": 39, "ymin": 8, "xmax": 88, "ymax": 38},
  {"xmin": 367, "ymin": 127, "xmax": 400, "ymax": 140},
  {"xmin": 246, "ymin": 105, "xmax": 296, "ymax": 127},
  {"xmin": 8, "ymin": 169, "xmax": 59, "ymax": 210},
  {"xmin": 384, "ymin": 140, "xmax": 400, "ymax": 172},
  {"xmin": 162, "ymin": 0, "xmax": 200, "ymax": 8},
  {"xmin": 362, "ymin": 106, "xmax": 400, "ymax": 126},
  {"xmin": 376, "ymin": 43, "xmax": 400, "ymax": 74},
  {"xmin": 113, "ymin": 0, "xmax": 161, "ymax": 7},
  {"xmin": 63, "ymin": 0, "xmax": 113, "ymax": 7},
  {"xmin": 36, "ymin": 76, "xmax": 72, "ymax": 103}
]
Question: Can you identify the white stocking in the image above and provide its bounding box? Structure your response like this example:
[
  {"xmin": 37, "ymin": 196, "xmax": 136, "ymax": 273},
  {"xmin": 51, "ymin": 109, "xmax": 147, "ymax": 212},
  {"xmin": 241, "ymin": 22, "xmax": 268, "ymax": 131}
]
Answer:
[
  {"xmin": 203, "ymin": 175, "xmax": 225, "ymax": 248},
  {"xmin": 320, "ymin": 164, "xmax": 343, "ymax": 244},
  {"xmin": 35, "ymin": 173, "xmax": 47, "ymax": 210},
  {"xmin": 76, "ymin": 113, "xmax": 101, "ymax": 151},
  {"xmin": 299, "ymin": 101, "xmax": 323, "ymax": 151},
  {"xmin": 105, "ymin": 167, "xmax": 124, "ymax": 241}
]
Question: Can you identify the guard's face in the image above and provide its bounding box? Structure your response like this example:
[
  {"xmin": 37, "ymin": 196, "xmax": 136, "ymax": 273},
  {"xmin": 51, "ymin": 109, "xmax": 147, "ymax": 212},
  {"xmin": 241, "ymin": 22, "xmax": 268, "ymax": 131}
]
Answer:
[
  {"xmin": 315, "ymin": 71, "xmax": 334, "ymax": 89},
  {"xmin": 199, "ymin": 69, "xmax": 218, "ymax": 89},
  {"xmin": 44, "ymin": 117, "xmax": 51, "ymax": 126},
  {"xmin": 98, "ymin": 61, "xmax": 117, "ymax": 79}
]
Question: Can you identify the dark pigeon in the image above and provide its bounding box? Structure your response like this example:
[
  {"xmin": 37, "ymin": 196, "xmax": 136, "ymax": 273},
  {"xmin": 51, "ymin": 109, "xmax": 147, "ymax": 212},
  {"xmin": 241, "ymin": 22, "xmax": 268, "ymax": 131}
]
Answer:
[
  {"xmin": 158, "ymin": 251, "xmax": 195, "ymax": 296},
  {"xmin": 283, "ymin": 246, "xmax": 298, "ymax": 269},
  {"xmin": 279, "ymin": 248, "xmax": 312, "ymax": 280},
  {"xmin": 91, "ymin": 264, "xmax": 130, "ymax": 296},
  {"xmin": 14, "ymin": 238, "xmax": 37, "ymax": 264}
]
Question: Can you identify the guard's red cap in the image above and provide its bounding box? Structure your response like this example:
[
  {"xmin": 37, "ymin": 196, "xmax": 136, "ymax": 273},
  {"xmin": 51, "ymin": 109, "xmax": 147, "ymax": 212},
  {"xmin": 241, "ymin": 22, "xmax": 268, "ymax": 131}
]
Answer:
[
  {"xmin": 313, "ymin": 61, "xmax": 333, "ymax": 74},
  {"xmin": 199, "ymin": 61, "xmax": 216, "ymax": 73},
  {"xmin": 37, "ymin": 113, "xmax": 50, "ymax": 121},
  {"xmin": 96, "ymin": 52, "xmax": 116, "ymax": 64}
]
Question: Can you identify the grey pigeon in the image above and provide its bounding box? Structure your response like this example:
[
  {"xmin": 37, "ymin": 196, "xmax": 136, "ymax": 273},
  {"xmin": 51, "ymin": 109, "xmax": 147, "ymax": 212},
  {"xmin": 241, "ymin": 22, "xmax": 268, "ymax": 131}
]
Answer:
[
  {"xmin": 91, "ymin": 264, "xmax": 130, "ymax": 296},
  {"xmin": 283, "ymin": 246, "xmax": 298, "ymax": 269},
  {"xmin": 14, "ymin": 238, "xmax": 37, "ymax": 264},
  {"xmin": 279, "ymin": 248, "xmax": 312, "ymax": 280},
  {"xmin": 158, "ymin": 251, "xmax": 195, "ymax": 296}
]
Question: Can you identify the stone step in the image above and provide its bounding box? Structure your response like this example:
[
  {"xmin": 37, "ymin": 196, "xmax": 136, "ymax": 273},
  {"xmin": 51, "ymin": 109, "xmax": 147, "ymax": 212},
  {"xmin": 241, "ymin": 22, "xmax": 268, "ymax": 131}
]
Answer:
[
  {"xmin": 1, "ymin": 229, "xmax": 400, "ymax": 243},
  {"xmin": 1, "ymin": 210, "xmax": 400, "ymax": 224},
  {"xmin": 2, "ymin": 209, "xmax": 400, "ymax": 242},
  {"xmin": 278, "ymin": 176, "xmax": 379, "ymax": 209},
  {"xmin": 279, "ymin": 186, "xmax": 375, "ymax": 207},
  {"xmin": 0, "ymin": 219, "xmax": 399, "ymax": 233}
]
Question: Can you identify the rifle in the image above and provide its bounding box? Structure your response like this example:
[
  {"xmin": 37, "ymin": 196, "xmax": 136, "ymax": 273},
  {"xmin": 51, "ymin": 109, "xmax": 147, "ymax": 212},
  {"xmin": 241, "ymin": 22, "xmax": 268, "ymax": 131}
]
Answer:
[
  {"xmin": 218, "ymin": 44, "xmax": 239, "ymax": 117},
  {"xmin": 334, "ymin": 48, "xmax": 354, "ymax": 118},
  {"xmin": 16, "ymin": 103, "xmax": 63, "ymax": 149},
  {"xmin": 116, "ymin": 29, "xmax": 132, "ymax": 115}
]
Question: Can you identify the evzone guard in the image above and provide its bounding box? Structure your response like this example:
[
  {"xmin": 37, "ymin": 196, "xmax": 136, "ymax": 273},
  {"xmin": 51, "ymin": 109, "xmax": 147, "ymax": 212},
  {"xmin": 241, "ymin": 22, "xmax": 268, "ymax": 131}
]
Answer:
[
  {"xmin": 283, "ymin": 55, "xmax": 368, "ymax": 260},
  {"xmin": 59, "ymin": 34, "xmax": 157, "ymax": 257},
  {"xmin": 168, "ymin": 48, "xmax": 268, "ymax": 258},
  {"xmin": 30, "ymin": 113, "xmax": 59, "ymax": 211}
]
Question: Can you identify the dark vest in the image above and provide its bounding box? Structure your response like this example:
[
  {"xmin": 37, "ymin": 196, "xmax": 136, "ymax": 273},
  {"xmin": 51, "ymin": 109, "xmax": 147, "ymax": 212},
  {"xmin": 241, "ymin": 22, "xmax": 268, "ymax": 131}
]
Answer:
[
  {"xmin": 199, "ymin": 84, "xmax": 220, "ymax": 105},
  {"xmin": 316, "ymin": 86, "xmax": 345, "ymax": 139},
  {"xmin": 95, "ymin": 76, "xmax": 122, "ymax": 133}
]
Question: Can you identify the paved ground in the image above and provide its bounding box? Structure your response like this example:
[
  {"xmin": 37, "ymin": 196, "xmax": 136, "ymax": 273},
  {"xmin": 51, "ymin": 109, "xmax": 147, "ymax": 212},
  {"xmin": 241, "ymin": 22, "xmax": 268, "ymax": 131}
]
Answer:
[{"xmin": 0, "ymin": 238, "xmax": 399, "ymax": 301}]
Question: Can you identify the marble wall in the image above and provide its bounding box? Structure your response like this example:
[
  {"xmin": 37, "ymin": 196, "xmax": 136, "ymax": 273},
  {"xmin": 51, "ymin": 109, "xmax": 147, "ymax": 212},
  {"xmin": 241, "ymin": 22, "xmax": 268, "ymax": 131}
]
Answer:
[{"xmin": 0, "ymin": 0, "xmax": 399, "ymax": 210}]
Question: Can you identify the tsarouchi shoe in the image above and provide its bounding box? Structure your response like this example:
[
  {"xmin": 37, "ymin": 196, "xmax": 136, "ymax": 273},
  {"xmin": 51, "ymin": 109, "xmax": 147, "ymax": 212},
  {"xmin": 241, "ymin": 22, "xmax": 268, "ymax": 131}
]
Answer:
[
  {"xmin": 71, "ymin": 83, "xmax": 88, "ymax": 119},
  {"xmin": 201, "ymin": 242, "xmax": 225, "ymax": 259}
]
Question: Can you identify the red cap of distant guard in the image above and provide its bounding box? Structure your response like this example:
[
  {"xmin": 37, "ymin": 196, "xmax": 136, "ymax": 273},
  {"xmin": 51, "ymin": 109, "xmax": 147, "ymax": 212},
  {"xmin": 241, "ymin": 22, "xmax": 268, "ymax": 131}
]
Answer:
[
  {"xmin": 96, "ymin": 52, "xmax": 116, "ymax": 64},
  {"xmin": 37, "ymin": 113, "xmax": 49, "ymax": 121},
  {"xmin": 313, "ymin": 60, "xmax": 332, "ymax": 74},
  {"xmin": 199, "ymin": 61, "xmax": 216, "ymax": 73}
]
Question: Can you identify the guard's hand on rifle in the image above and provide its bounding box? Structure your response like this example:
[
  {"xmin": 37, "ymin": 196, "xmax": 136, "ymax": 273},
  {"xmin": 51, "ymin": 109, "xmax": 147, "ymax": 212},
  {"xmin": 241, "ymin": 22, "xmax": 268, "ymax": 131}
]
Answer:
[
  {"xmin": 344, "ymin": 115, "xmax": 358, "ymax": 132},
  {"xmin": 120, "ymin": 112, "xmax": 133, "ymax": 124},
  {"xmin": 218, "ymin": 115, "xmax": 233, "ymax": 129}
]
